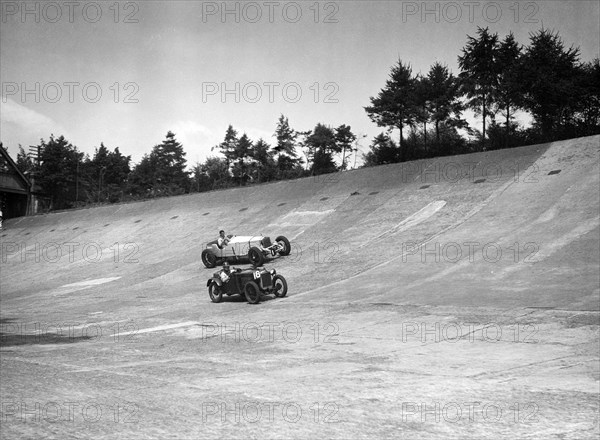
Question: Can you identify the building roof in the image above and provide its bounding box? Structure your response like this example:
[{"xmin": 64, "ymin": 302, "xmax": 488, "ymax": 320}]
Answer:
[{"xmin": 0, "ymin": 144, "xmax": 32, "ymax": 195}]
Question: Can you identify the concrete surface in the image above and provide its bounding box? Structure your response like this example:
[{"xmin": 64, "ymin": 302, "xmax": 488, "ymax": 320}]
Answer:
[{"xmin": 1, "ymin": 135, "xmax": 599, "ymax": 439}]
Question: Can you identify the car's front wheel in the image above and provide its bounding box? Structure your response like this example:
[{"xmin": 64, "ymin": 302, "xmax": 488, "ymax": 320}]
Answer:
[
  {"xmin": 208, "ymin": 282, "xmax": 223, "ymax": 303},
  {"xmin": 248, "ymin": 246, "xmax": 265, "ymax": 266},
  {"xmin": 244, "ymin": 281, "xmax": 261, "ymax": 304},
  {"xmin": 272, "ymin": 274, "xmax": 288, "ymax": 298},
  {"xmin": 275, "ymin": 235, "xmax": 291, "ymax": 256},
  {"xmin": 201, "ymin": 250, "xmax": 217, "ymax": 268}
]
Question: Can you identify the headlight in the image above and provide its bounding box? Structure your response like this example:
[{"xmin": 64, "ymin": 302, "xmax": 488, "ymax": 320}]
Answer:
[{"xmin": 270, "ymin": 269, "xmax": 276, "ymax": 275}]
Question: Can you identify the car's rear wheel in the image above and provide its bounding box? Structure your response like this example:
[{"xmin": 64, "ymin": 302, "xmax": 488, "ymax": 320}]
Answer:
[
  {"xmin": 201, "ymin": 250, "xmax": 217, "ymax": 268},
  {"xmin": 275, "ymin": 235, "xmax": 291, "ymax": 256},
  {"xmin": 244, "ymin": 281, "xmax": 261, "ymax": 304},
  {"xmin": 208, "ymin": 282, "xmax": 223, "ymax": 303},
  {"xmin": 272, "ymin": 274, "xmax": 288, "ymax": 298},
  {"xmin": 248, "ymin": 247, "xmax": 264, "ymax": 266}
]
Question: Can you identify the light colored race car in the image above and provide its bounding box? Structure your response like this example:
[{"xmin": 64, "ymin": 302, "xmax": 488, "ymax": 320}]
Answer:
[{"xmin": 201, "ymin": 235, "xmax": 291, "ymax": 268}]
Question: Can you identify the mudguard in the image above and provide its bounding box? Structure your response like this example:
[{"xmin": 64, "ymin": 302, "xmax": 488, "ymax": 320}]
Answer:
[{"xmin": 207, "ymin": 278, "xmax": 222, "ymax": 287}]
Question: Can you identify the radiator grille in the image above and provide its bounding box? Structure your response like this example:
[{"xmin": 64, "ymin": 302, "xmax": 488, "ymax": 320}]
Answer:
[{"xmin": 260, "ymin": 273, "xmax": 272, "ymax": 288}]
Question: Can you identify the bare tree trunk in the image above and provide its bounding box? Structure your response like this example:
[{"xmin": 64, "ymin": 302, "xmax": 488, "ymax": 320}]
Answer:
[
  {"xmin": 505, "ymin": 102, "xmax": 510, "ymax": 149},
  {"xmin": 423, "ymin": 105, "xmax": 428, "ymax": 145},
  {"xmin": 482, "ymin": 94, "xmax": 487, "ymax": 150},
  {"xmin": 399, "ymin": 123, "xmax": 404, "ymax": 162}
]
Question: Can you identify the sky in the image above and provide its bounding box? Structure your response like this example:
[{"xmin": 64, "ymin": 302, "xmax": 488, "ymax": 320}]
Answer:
[{"xmin": 1, "ymin": 0, "xmax": 599, "ymax": 168}]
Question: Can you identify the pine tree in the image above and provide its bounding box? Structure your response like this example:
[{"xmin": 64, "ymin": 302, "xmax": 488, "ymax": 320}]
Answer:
[
  {"xmin": 127, "ymin": 154, "xmax": 158, "ymax": 197},
  {"xmin": 575, "ymin": 58, "xmax": 600, "ymax": 134},
  {"xmin": 520, "ymin": 29, "xmax": 581, "ymax": 139},
  {"xmin": 304, "ymin": 123, "xmax": 338, "ymax": 175},
  {"xmin": 335, "ymin": 125, "xmax": 357, "ymax": 170},
  {"xmin": 273, "ymin": 115, "xmax": 301, "ymax": 177},
  {"xmin": 274, "ymin": 115, "xmax": 298, "ymax": 159},
  {"xmin": 128, "ymin": 132, "xmax": 189, "ymax": 197},
  {"xmin": 458, "ymin": 27, "xmax": 500, "ymax": 149},
  {"xmin": 232, "ymin": 133, "xmax": 252, "ymax": 185},
  {"xmin": 250, "ymin": 138, "xmax": 276, "ymax": 182},
  {"xmin": 15, "ymin": 145, "xmax": 34, "ymax": 174},
  {"xmin": 217, "ymin": 125, "xmax": 239, "ymax": 168},
  {"xmin": 365, "ymin": 59, "xmax": 420, "ymax": 159},
  {"xmin": 153, "ymin": 131, "xmax": 189, "ymax": 194},
  {"xmin": 494, "ymin": 32, "xmax": 523, "ymax": 147},
  {"xmin": 413, "ymin": 74, "xmax": 431, "ymax": 145},
  {"xmin": 35, "ymin": 135, "xmax": 84, "ymax": 209},
  {"xmin": 426, "ymin": 62, "xmax": 464, "ymax": 144},
  {"xmin": 201, "ymin": 157, "xmax": 230, "ymax": 189},
  {"xmin": 362, "ymin": 134, "xmax": 400, "ymax": 166}
]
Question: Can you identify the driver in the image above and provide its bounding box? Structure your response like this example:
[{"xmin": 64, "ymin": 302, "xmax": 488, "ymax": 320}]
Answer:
[
  {"xmin": 217, "ymin": 230, "xmax": 230, "ymax": 248},
  {"xmin": 218, "ymin": 262, "xmax": 240, "ymax": 283},
  {"xmin": 219, "ymin": 262, "xmax": 232, "ymax": 283}
]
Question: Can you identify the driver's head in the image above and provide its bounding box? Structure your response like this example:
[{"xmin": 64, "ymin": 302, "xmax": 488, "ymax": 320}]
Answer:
[
  {"xmin": 222, "ymin": 262, "xmax": 230, "ymax": 272},
  {"xmin": 219, "ymin": 230, "xmax": 225, "ymax": 238}
]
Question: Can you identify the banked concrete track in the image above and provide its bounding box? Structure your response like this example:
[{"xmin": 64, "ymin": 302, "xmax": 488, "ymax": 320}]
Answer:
[{"xmin": 1, "ymin": 136, "xmax": 599, "ymax": 439}]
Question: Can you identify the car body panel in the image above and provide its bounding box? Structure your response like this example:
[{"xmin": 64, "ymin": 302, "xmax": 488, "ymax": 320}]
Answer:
[{"xmin": 209, "ymin": 235, "xmax": 263, "ymax": 258}]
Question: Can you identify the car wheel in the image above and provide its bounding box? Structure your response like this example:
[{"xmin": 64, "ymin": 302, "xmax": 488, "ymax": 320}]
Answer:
[
  {"xmin": 275, "ymin": 235, "xmax": 291, "ymax": 256},
  {"xmin": 244, "ymin": 281, "xmax": 261, "ymax": 304},
  {"xmin": 208, "ymin": 282, "xmax": 223, "ymax": 303},
  {"xmin": 201, "ymin": 250, "xmax": 217, "ymax": 268},
  {"xmin": 272, "ymin": 274, "xmax": 288, "ymax": 297},
  {"xmin": 248, "ymin": 246, "xmax": 264, "ymax": 266}
]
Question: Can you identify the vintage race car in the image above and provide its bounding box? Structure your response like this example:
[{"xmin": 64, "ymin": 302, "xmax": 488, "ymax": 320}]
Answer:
[
  {"xmin": 206, "ymin": 267, "xmax": 288, "ymax": 304},
  {"xmin": 201, "ymin": 235, "xmax": 290, "ymax": 268}
]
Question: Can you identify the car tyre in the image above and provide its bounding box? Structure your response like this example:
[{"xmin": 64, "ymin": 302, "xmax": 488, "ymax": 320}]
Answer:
[
  {"xmin": 248, "ymin": 246, "xmax": 264, "ymax": 266},
  {"xmin": 275, "ymin": 235, "xmax": 291, "ymax": 256},
  {"xmin": 208, "ymin": 282, "xmax": 223, "ymax": 303},
  {"xmin": 244, "ymin": 281, "xmax": 261, "ymax": 304},
  {"xmin": 201, "ymin": 249, "xmax": 217, "ymax": 268},
  {"xmin": 272, "ymin": 274, "xmax": 288, "ymax": 298}
]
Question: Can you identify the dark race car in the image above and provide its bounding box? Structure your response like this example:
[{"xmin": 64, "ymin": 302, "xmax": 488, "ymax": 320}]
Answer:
[{"xmin": 206, "ymin": 266, "xmax": 288, "ymax": 304}]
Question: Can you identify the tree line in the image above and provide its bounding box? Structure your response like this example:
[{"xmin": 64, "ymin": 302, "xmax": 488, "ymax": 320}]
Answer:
[
  {"xmin": 364, "ymin": 28, "xmax": 599, "ymax": 166},
  {"xmin": 13, "ymin": 115, "xmax": 359, "ymax": 210},
  {"xmin": 9, "ymin": 27, "xmax": 599, "ymax": 212}
]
